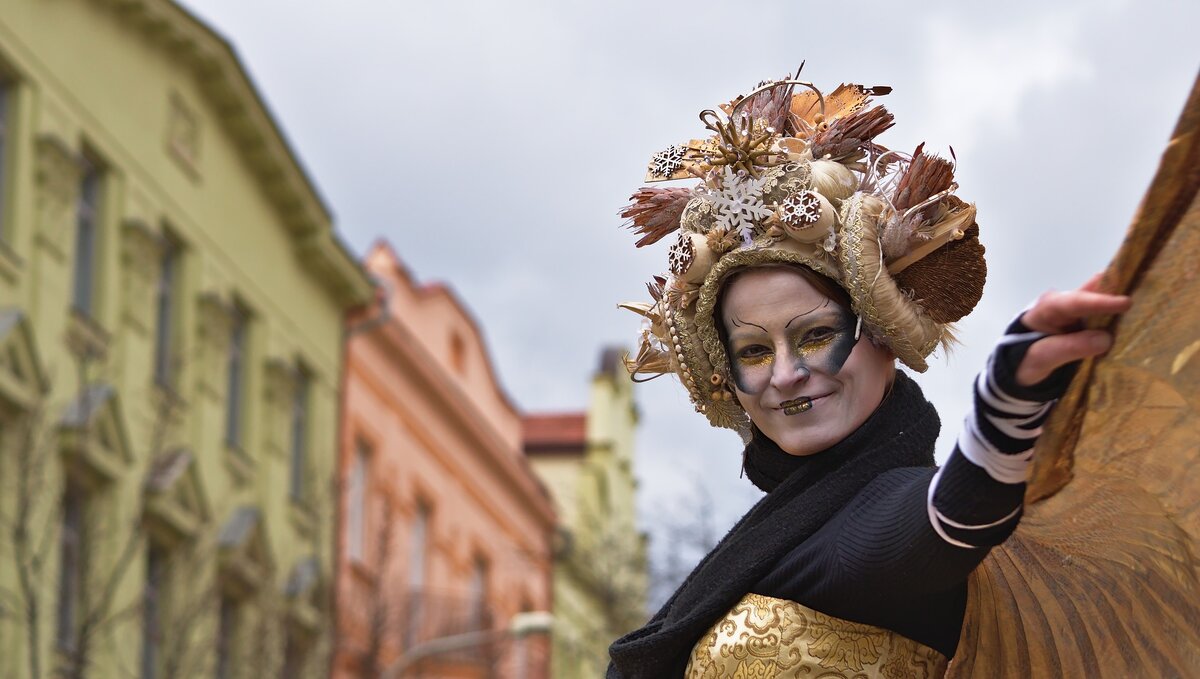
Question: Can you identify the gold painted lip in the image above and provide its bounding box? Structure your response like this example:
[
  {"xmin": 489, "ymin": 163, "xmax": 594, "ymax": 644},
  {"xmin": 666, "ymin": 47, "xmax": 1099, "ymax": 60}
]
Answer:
[
  {"xmin": 779, "ymin": 396, "xmax": 816, "ymax": 415},
  {"xmin": 779, "ymin": 394, "xmax": 831, "ymax": 415}
]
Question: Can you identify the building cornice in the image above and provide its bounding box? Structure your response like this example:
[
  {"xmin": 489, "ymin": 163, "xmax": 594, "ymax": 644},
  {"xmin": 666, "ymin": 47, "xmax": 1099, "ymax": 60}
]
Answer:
[
  {"xmin": 87, "ymin": 0, "xmax": 373, "ymax": 308},
  {"xmin": 356, "ymin": 317, "xmax": 558, "ymax": 531}
]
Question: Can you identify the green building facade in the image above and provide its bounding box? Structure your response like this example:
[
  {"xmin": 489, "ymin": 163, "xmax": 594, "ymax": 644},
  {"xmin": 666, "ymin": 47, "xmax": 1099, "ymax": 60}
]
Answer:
[
  {"xmin": 524, "ymin": 349, "xmax": 648, "ymax": 679},
  {"xmin": 0, "ymin": 0, "xmax": 371, "ymax": 677}
]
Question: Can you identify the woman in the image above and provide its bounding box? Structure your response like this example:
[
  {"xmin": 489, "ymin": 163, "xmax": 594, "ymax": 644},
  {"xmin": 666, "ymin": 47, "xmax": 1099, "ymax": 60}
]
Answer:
[{"xmin": 607, "ymin": 77, "xmax": 1130, "ymax": 677}]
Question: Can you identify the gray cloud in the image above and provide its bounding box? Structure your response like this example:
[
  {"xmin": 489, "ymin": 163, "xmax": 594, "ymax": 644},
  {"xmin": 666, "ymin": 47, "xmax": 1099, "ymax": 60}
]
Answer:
[{"xmin": 179, "ymin": 0, "xmax": 1200, "ymax": 564}]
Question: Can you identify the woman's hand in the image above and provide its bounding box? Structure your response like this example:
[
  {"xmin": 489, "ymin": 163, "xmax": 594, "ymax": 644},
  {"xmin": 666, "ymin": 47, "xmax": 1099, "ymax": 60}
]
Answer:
[{"xmin": 1015, "ymin": 274, "xmax": 1132, "ymax": 387}]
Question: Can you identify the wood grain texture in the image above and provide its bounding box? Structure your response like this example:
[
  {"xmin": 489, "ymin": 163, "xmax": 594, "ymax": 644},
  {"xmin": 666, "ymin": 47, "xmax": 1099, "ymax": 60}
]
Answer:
[{"xmin": 947, "ymin": 70, "xmax": 1200, "ymax": 678}]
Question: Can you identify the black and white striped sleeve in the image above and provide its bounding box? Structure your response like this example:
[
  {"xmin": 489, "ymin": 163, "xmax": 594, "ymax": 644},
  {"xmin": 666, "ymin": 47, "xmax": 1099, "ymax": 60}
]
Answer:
[{"xmin": 926, "ymin": 313, "xmax": 1078, "ymax": 549}]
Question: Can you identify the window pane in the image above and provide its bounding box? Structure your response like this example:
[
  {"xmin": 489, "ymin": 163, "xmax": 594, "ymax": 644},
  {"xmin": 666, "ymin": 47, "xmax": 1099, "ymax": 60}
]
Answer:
[
  {"xmin": 224, "ymin": 308, "xmax": 246, "ymax": 448},
  {"xmin": 0, "ymin": 82, "xmax": 10, "ymax": 241},
  {"xmin": 469, "ymin": 558, "xmax": 488, "ymax": 630},
  {"xmin": 153, "ymin": 240, "xmax": 178, "ymax": 387},
  {"xmin": 142, "ymin": 545, "xmax": 164, "ymax": 679},
  {"xmin": 348, "ymin": 444, "xmax": 367, "ymax": 562},
  {"xmin": 216, "ymin": 596, "xmax": 236, "ymax": 679},
  {"xmin": 56, "ymin": 489, "xmax": 84, "ymax": 650},
  {"xmin": 407, "ymin": 506, "xmax": 427, "ymax": 588},
  {"xmin": 288, "ymin": 370, "xmax": 309, "ymax": 500},
  {"xmin": 72, "ymin": 161, "xmax": 100, "ymax": 316}
]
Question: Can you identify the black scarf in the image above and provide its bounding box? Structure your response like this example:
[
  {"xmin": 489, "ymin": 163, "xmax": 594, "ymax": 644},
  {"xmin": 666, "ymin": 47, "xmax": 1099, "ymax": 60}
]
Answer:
[{"xmin": 607, "ymin": 372, "xmax": 940, "ymax": 678}]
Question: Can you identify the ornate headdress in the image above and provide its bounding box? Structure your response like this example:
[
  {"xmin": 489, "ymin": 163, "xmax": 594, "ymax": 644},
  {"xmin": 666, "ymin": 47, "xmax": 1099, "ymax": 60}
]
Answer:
[{"xmin": 620, "ymin": 69, "xmax": 986, "ymax": 433}]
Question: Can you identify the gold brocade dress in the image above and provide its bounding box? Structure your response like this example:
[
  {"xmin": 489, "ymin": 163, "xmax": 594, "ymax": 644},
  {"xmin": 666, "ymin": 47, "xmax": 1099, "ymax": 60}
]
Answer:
[{"xmin": 685, "ymin": 593, "xmax": 948, "ymax": 679}]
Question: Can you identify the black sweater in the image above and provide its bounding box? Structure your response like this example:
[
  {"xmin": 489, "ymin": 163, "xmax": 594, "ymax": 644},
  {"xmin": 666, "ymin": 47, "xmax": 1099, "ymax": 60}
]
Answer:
[
  {"xmin": 754, "ymin": 316, "xmax": 1068, "ymax": 657},
  {"xmin": 608, "ymin": 316, "xmax": 1067, "ymax": 677}
]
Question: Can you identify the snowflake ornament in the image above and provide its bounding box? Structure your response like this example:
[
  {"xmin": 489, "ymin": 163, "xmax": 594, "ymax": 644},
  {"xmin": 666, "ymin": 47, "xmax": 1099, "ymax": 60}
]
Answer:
[
  {"xmin": 668, "ymin": 232, "xmax": 696, "ymax": 277},
  {"xmin": 701, "ymin": 166, "xmax": 775, "ymax": 245},
  {"xmin": 650, "ymin": 145, "xmax": 687, "ymax": 178},
  {"xmin": 779, "ymin": 190, "xmax": 823, "ymax": 228}
]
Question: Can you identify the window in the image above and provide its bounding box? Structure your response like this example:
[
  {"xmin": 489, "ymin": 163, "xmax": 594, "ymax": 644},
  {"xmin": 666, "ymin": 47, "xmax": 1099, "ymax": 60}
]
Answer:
[
  {"xmin": 407, "ymin": 505, "xmax": 428, "ymax": 590},
  {"xmin": 288, "ymin": 367, "xmax": 310, "ymax": 502},
  {"xmin": 153, "ymin": 235, "xmax": 181, "ymax": 388},
  {"xmin": 347, "ymin": 442, "xmax": 368, "ymax": 562},
  {"xmin": 215, "ymin": 594, "xmax": 239, "ymax": 679},
  {"xmin": 72, "ymin": 156, "xmax": 102, "ymax": 317},
  {"xmin": 142, "ymin": 543, "xmax": 165, "ymax": 679},
  {"xmin": 468, "ymin": 556, "xmax": 488, "ymax": 631},
  {"xmin": 0, "ymin": 78, "xmax": 12, "ymax": 242},
  {"xmin": 280, "ymin": 628, "xmax": 305, "ymax": 679},
  {"xmin": 56, "ymin": 485, "xmax": 86, "ymax": 651},
  {"xmin": 224, "ymin": 304, "xmax": 247, "ymax": 449},
  {"xmin": 450, "ymin": 331, "xmax": 466, "ymax": 375},
  {"xmin": 404, "ymin": 504, "xmax": 429, "ymax": 647}
]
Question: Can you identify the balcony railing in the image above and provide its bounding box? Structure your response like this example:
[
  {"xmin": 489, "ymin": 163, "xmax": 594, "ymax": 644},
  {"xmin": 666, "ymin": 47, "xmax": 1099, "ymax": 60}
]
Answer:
[{"xmin": 401, "ymin": 587, "xmax": 496, "ymax": 667}]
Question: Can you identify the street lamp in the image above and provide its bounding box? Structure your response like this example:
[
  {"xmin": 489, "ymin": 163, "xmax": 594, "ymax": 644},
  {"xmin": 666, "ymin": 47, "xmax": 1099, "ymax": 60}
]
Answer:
[{"xmin": 380, "ymin": 611, "xmax": 554, "ymax": 679}]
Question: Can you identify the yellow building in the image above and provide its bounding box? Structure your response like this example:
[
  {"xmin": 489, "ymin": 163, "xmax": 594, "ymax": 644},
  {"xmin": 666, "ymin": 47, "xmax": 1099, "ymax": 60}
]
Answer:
[
  {"xmin": 0, "ymin": 0, "xmax": 372, "ymax": 677},
  {"xmin": 523, "ymin": 348, "xmax": 648, "ymax": 679}
]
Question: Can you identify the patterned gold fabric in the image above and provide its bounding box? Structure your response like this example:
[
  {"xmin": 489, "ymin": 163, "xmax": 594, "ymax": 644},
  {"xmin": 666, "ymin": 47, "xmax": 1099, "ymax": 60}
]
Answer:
[{"xmin": 685, "ymin": 593, "xmax": 948, "ymax": 679}]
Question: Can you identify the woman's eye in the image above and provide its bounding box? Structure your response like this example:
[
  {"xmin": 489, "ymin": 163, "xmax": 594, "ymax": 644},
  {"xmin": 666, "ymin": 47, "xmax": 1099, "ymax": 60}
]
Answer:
[
  {"xmin": 802, "ymin": 327, "xmax": 836, "ymax": 343},
  {"xmin": 738, "ymin": 346, "xmax": 771, "ymax": 359}
]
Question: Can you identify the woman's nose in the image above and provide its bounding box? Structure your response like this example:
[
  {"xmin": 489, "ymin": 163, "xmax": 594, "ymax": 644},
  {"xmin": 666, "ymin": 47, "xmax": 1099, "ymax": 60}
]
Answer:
[{"xmin": 770, "ymin": 358, "xmax": 811, "ymax": 391}]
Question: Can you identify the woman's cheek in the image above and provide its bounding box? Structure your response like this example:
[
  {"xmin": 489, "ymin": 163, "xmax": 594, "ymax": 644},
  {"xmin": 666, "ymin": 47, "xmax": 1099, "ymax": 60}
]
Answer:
[
  {"xmin": 731, "ymin": 359, "xmax": 771, "ymax": 395},
  {"xmin": 804, "ymin": 331, "xmax": 858, "ymax": 375}
]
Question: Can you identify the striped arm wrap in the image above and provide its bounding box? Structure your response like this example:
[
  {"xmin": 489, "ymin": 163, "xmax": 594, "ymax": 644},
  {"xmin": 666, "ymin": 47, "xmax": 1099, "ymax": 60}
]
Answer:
[{"xmin": 927, "ymin": 319, "xmax": 1064, "ymax": 549}]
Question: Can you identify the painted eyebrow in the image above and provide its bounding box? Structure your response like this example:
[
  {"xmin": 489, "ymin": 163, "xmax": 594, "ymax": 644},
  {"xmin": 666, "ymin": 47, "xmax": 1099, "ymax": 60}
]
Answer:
[
  {"xmin": 729, "ymin": 316, "xmax": 768, "ymax": 334},
  {"xmin": 785, "ymin": 300, "xmax": 830, "ymax": 329}
]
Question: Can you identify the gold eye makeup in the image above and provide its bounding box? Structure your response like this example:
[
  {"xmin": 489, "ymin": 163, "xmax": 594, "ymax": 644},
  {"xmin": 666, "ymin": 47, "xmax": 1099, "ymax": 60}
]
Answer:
[{"xmin": 727, "ymin": 305, "xmax": 859, "ymax": 395}]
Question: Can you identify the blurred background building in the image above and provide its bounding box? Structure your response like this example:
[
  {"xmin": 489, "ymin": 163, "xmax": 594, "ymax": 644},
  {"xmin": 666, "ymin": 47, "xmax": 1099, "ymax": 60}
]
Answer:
[
  {"xmin": 524, "ymin": 349, "xmax": 648, "ymax": 679},
  {"xmin": 0, "ymin": 0, "xmax": 654, "ymax": 678},
  {"xmin": 335, "ymin": 242, "xmax": 556, "ymax": 679},
  {"xmin": 0, "ymin": 0, "xmax": 373, "ymax": 677}
]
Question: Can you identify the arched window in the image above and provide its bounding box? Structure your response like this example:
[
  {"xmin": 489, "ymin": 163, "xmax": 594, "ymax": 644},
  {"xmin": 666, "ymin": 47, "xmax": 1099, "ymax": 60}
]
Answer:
[{"xmin": 450, "ymin": 331, "xmax": 466, "ymax": 376}]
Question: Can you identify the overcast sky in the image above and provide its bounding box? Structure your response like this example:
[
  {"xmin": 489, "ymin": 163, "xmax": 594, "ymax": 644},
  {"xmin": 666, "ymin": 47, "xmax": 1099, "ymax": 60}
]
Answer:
[{"xmin": 177, "ymin": 0, "xmax": 1198, "ymax": 577}]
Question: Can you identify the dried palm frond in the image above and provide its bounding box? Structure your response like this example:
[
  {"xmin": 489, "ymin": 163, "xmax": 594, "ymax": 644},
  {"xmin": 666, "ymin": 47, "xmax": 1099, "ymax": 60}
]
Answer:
[
  {"xmin": 879, "ymin": 145, "xmax": 958, "ymax": 258},
  {"xmin": 809, "ymin": 105, "xmax": 895, "ymax": 161},
  {"xmin": 724, "ymin": 76, "xmax": 795, "ymax": 132},
  {"xmin": 892, "ymin": 143, "xmax": 955, "ymax": 213},
  {"xmin": 790, "ymin": 83, "xmax": 891, "ymax": 137},
  {"xmin": 623, "ymin": 339, "xmax": 673, "ymax": 379},
  {"xmin": 647, "ymin": 275, "xmax": 667, "ymax": 302},
  {"xmin": 620, "ymin": 188, "xmax": 692, "ymax": 247}
]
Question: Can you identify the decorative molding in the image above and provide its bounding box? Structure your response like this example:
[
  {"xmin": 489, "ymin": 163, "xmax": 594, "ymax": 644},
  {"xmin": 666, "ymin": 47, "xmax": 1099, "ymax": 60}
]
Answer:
[
  {"xmin": 33, "ymin": 133, "xmax": 80, "ymax": 262},
  {"xmin": 143, "ymin": 447, "xmax": 210, "ymax": 546},
  {"xmin": 0, "ymin": 309, "xmax": 49, "ymax": 411},
  {"xmin": 218, "ymin": 506, "xmax": 274, "ymax": 598},
  {"xmin": 195, "ymin": 291, "xmax": 233, "ymax": 397},
  {"xmin": 222, "ymin": 444, "xmax": 255, "ymax": 487},
  {"xmin": 58, "ymin": 382, "xmax": 132, "ymax": 490},
  {"xmin": 283, "ymin": 556, "xmax": 323, "ymax": 636},
  {"xmin": 165, "ymin": 91, "xmax": 202, "ymax": 181},
  {"xmin": 65, "ymin": 309, "xmax": 110, "ymax": 364},
  {"xmin": 119, "ymin": 218, "xmax": 164, "ymax": 335},
  {"xmin": 0, "ymin": 238, "xmax": 23, "ymax": 286},
  {"xmin": 262, "ymin": 356, "xmax": 296, "ymax": 457}
]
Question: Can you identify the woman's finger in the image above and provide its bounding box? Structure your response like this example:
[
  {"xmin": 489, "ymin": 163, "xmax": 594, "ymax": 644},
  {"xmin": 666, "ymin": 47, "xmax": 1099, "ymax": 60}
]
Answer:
[
  {"xmin": 1022, "ymin": 290, "xmax": 1131, "ymax": 334},
  {"xmin": 1079, "ymin": 272, "xmax": 1106, "ymax": 293},
  {"xmin": 1016, "ymin": 330, "xmax": 1114, "ymax": 386}
]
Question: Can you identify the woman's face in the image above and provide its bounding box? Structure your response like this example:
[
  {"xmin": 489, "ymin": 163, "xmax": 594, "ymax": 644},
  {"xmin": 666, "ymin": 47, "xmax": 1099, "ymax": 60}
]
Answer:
[{"xmin": 720, "ymin": 267, "xmax": 895, "ymax": 456}]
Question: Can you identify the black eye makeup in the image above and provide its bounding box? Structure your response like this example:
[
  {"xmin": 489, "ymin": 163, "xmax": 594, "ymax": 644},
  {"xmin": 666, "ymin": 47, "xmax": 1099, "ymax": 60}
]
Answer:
[{"xmin": 727, "ymin": 305, "xmax": 859, "ymax": 395}]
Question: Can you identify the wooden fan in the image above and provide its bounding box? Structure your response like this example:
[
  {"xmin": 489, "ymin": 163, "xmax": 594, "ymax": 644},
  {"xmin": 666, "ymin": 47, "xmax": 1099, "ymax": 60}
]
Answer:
[{"xmin": 947, "ymin": 71, "xmax": 1200, "ymax": 678}]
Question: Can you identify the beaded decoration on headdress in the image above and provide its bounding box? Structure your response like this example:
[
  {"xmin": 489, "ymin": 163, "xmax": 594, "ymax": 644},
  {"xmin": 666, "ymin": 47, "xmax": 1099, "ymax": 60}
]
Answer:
[{"xmin": 620, "ymin": 67, "xmax": 986, "ymax": 433}]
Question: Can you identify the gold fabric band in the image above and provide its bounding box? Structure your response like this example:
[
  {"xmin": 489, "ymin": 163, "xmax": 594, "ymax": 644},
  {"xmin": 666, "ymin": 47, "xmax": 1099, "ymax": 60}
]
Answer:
[{"xmin": 686, "ymin": 593, "xmax": 948, "ymax": 679}]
